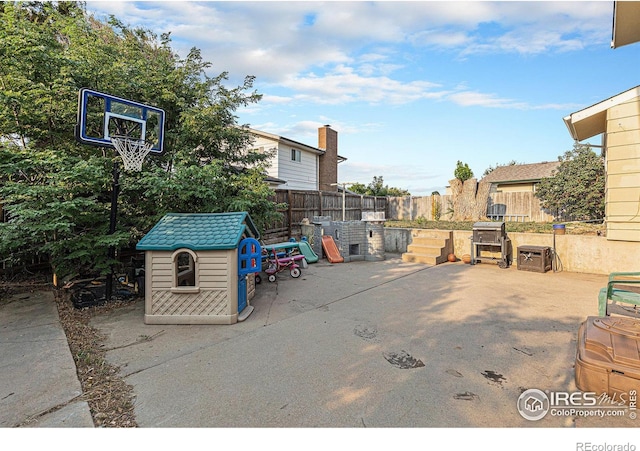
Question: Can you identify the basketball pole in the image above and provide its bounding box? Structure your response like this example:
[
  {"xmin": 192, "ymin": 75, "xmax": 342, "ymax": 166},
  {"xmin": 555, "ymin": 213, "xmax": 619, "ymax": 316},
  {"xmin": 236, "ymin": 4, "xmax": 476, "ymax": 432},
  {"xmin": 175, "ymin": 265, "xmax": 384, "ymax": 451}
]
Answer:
[{"xmin": 105, "ymin": 152, "xmax": 120, "ymax": 302}]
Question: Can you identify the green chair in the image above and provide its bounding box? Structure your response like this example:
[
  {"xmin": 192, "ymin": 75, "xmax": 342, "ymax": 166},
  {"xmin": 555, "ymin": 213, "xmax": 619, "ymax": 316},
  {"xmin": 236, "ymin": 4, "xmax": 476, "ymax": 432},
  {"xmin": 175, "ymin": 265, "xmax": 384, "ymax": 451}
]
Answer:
[{"xmin": 598, "ymin": 272, "xmax": 640, "ymax": 317}]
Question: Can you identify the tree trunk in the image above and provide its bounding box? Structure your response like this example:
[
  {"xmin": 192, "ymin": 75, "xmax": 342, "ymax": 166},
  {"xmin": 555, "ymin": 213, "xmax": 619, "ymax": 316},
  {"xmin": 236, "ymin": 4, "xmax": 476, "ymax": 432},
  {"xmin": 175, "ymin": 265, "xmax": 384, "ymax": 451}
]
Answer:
[
  {"xmin": 448, "ymin": 178, "xmax": 490, "ymax": 221},
  {"xmin": 473, "ymin": 179, "xmax": 491, "ymax": 220},
  {"xmin": 458, "ymin": 178, "xmax": 477, "ymax": 220},
  {"xmin": 449, "ymin": 178, "xmax": 463, "ymax": 220}
]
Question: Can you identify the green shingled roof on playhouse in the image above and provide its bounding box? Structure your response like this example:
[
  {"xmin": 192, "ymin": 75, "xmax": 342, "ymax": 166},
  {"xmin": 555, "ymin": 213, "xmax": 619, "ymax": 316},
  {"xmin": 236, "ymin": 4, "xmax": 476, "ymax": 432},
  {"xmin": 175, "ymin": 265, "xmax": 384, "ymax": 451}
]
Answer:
[{"xmin": 136, "ymin": 212, "xmax": 260, "ymax": 251}]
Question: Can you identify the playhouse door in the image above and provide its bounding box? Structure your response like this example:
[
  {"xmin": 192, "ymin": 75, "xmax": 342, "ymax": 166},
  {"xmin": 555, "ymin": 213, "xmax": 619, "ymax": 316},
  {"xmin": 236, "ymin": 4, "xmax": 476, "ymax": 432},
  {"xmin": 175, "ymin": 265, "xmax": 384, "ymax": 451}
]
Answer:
[
  {"xmin": 238, "ymin": 238, "xmax": 262, "ymax": 313},
  {"xmin": 237, "ymin": 276, "xmax": 247, "ymax": 313}
]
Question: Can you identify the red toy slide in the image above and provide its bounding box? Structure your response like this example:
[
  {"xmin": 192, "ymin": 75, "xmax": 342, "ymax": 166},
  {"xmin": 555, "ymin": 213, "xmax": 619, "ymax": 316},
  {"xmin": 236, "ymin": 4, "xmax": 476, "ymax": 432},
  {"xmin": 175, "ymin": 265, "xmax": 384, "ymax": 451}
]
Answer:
[{"xmin": 321, "ymin": 235, "xmax": 344, "ymax": 263}]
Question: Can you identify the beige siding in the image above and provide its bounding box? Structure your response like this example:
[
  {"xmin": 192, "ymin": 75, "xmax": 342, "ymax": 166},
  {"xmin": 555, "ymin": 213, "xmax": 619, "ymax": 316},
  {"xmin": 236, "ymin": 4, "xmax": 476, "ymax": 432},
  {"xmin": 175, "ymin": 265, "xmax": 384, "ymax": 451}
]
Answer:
[
  {"xmin": 605, "ymin": 95, "xmax": 640, "ymax": 242},
  {"xmin": 494, "ymin": 183, "xmax": 535, "ymax": 193},
  {"xmin": 607, "ymin": 98, "xmax": 640, "ymax": 120},
  {"xmin": 605, "ymin": 201, "xmax": 640, "ymax": 217},
  {"xmin": 607, "ymin": 114, "xmax": 640, "ymax": 133},
  {"xmin": 606, "ymin": 172, "xmax": 640, "ymax": 188},
  {"xmin": 606, "ymin": 143, "xmax": 640, "ymax": 161},
  {"xmin": 198, "ymin": 253, "xmax": 232, "ymax": 289},
  {"xmin": 607, "ymin": 225, "xmax": 640, "ymax": 242},
  {"xmin": 606, "ymin": 186, "xmax": 640, "ymax": 202},
  {"xmin": 607, "ymin": 158, "xmax": 640, "ymax": 174},
  {"xmin": 149, "ymin": 252, "xmax": 173, "ymax": 289},
  {"xmin": 144, "ymin": 249, "xmax": 241, "ymax": 324},
  {"xmin": 607, "ymin": 129, "xmax": 640, "ymax": 147}
]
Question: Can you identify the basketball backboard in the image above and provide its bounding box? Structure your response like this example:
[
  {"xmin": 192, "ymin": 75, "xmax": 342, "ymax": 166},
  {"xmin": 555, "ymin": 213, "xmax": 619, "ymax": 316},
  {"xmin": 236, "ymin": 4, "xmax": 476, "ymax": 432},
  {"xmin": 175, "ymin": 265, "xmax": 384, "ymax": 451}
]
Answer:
[{"xmin": 75, "ymin": 88, "xmax": 165, "ymax": 154}]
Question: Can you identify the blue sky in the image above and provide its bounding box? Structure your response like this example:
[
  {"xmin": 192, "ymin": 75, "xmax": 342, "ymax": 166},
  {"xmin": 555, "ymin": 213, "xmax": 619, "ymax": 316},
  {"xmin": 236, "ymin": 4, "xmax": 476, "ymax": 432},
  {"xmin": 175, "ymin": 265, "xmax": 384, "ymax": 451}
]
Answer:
[{"xmin": 86, "ymin": 1, "xmax": 640, "ymax": 195}]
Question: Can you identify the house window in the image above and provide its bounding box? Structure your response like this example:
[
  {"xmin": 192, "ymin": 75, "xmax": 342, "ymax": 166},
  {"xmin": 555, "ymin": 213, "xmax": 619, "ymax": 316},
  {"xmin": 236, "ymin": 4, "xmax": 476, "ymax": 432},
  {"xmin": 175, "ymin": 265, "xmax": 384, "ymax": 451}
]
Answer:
[
  {"xmin": 291, "ymin": 148, "xmax": 301, "ymax": 162},
  {"xmin": 171, "ymin": 249, "xmax": 199, "ymax": 293}
]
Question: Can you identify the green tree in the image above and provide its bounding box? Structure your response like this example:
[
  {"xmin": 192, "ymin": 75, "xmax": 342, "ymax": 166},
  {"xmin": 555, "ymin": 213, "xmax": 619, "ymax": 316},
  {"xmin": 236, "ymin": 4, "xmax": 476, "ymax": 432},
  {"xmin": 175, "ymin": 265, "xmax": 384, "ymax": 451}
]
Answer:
[
  {"xmin": 348, "ymin": 182, "xmax": 367, "ymax": 194},
  {"xmin": 454, "ymin": 160, "xmax": 473, "ymax": 182},
  {"xmin": 349, "ymin": 176, "xmax": 410, "ymax": 197},
  {"xmin": 368, "ymin": 176, "xmax": 387, "ymax": 196},
  {"xmin": 0, "ymin": 2, "xmax": 278, "ymax": 278},
  {"xmin": 535, "ymin": 144, "xmax": 605, "ymax": 221}
]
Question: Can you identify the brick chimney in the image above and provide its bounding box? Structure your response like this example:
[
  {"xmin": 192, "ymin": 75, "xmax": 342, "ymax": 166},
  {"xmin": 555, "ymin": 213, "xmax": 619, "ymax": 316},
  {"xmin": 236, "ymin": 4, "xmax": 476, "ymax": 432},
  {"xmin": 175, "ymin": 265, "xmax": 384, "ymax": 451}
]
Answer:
[{"xmin": 318, "ymin": 125, "xmax": 338, "ymax": 192}]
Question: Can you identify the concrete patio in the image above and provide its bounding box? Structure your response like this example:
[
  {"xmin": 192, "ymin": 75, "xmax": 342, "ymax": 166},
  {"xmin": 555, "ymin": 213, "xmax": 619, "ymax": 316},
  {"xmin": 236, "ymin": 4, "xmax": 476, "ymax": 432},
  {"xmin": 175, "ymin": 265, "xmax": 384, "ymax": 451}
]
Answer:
[{"xmin": 89, "ymin": 254, "xmax": 635, "ymax": 428}]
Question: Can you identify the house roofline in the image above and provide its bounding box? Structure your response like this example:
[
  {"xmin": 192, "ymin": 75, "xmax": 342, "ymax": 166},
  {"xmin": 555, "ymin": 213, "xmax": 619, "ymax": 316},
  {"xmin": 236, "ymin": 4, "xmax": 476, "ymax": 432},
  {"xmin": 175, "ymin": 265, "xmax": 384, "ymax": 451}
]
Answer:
[
  {"xmin": 248, "ymin": 128, "xmax": 325, "ymax": 155},
  {"xmin": 488, "ymin": 178, "xmax": 546, "ymax": 185},
  {"xmin": 564, "ymin": 85, "xmax": 640, "ymax": 141}
]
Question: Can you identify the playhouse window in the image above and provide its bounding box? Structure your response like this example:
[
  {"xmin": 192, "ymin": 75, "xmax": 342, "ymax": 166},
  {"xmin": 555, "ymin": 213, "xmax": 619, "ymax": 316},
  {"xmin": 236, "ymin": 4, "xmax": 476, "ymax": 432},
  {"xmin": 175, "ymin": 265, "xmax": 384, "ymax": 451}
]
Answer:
[{"xmin": 174, "ymin": 250, "xmax": 196, "ymax": 287}]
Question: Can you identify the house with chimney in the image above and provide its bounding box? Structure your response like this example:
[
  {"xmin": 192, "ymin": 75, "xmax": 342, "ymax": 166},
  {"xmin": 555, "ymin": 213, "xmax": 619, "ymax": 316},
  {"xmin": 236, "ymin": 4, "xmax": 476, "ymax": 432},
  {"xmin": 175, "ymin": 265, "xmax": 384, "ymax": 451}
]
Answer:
[{"xmin": 247, "ymin": 125, "xmax": 346, "ymax": 192}]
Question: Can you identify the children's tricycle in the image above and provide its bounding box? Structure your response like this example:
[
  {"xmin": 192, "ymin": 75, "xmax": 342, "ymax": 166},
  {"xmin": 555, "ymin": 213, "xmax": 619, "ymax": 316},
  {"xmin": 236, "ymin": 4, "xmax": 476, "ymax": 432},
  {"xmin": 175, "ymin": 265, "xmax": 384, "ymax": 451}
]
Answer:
[{"xmin": 264, "ymin": 248, "xmax": 304, "ymax": 282}]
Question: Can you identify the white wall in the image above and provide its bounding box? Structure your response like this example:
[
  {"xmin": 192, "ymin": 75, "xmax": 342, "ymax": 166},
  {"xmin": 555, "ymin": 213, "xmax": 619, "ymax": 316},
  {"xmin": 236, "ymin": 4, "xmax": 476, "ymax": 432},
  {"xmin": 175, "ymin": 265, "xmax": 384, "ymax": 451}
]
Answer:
[
  {"xmin": 276, "ymin": 144, "xmax": 318, "ymax": 190},
  {"xmin": 249, "ymin": 135, "xmax": 319, "ymax": 190},
  {"xmin": 250, "ymin": 135, "xmax": 279, "ymax": 177}
]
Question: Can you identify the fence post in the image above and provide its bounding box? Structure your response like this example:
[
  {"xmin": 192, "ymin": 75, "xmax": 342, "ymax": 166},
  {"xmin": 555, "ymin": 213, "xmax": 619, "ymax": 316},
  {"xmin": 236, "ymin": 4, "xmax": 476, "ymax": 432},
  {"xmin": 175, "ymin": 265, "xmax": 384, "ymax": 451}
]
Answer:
[
  {"xmin": 410, "ymin": 196, "xmax": 413, "ymax": 221},
  {"xmin": 287, "ymin": 190, "xmax": 292, "ymax": 238}
]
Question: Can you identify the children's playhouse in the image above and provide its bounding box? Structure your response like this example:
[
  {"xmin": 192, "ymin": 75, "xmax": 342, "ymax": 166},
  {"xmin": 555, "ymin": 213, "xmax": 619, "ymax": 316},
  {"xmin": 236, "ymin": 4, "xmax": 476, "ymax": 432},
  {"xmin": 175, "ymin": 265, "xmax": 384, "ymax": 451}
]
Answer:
[{"xmin": 136, "ymin": 212, "xmax": 261, "ymax": 325}]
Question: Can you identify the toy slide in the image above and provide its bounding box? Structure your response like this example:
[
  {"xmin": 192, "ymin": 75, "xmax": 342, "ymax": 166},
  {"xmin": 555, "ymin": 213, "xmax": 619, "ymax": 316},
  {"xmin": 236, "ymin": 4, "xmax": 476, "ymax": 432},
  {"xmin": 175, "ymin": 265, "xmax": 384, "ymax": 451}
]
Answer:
[
  {"xmin": 262, "ymin": 241, "xmax": 319, "ymax": 264},
  {"xmin": 321, "ymin": 235, "xmax": 344, "ymax": 263},
  {"xmin": 297, "ymin": 240, "xmax": 319, "ymax": 263}
]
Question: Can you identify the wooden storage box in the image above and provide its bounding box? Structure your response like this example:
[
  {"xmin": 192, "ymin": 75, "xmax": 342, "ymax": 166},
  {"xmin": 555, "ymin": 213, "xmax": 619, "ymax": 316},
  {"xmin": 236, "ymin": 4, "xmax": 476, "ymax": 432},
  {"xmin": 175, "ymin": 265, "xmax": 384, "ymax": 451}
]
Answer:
[{"xmin": 517, "ymin": 245, "xmax": 552, "ymax": 273}]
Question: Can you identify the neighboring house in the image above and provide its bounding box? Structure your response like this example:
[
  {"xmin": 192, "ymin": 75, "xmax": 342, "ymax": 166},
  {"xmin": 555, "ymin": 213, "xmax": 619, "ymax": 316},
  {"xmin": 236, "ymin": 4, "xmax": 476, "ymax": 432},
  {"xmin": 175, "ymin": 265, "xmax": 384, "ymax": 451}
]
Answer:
[
  {"xmin": 481, "ymin": 161, "xmax": 560, "ymax": 193},
  {"xmin": 564, "ymin": 85, "xmax": 640, "ymax": 242},
  {"xmin": 474, "ymin": 161, "xmax": 561, "ymax": 222},
  {"xmin": 247, "ymin": 125, "xmax": 347, "ymax": 192}
]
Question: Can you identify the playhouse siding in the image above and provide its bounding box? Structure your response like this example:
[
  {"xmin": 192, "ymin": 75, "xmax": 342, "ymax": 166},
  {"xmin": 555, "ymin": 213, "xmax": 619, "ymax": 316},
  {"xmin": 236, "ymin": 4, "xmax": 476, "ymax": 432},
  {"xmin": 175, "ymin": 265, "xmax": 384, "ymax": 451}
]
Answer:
[
  {"xmin": 144, "ymin": 249, "xmax": 240, "ymax": 325},
  {"xmin": 605, "ymin": 95, "xmax": 640, "ymax": 241}
]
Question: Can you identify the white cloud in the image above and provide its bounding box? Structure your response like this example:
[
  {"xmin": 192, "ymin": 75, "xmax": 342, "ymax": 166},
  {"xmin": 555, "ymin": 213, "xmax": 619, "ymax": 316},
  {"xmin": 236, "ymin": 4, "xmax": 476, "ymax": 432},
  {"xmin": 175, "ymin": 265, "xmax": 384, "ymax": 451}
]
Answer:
[
  {"xmin": 85, "ymin": 2, "xmax": 614, "ymax": 116},
  {"xmin": 279, "ymin": 66, "xmax": 444, "ymax": 105},
  {"xmin": 447, "ymin": 90, "xmax": 587, "ymax": 111},
  {"xmin": 447, "ymin": 90, "xmax": 526, "ymax": 109},
  {"xmin": 87, "ymin": 1, "xmax": 612, "ymax": 77}
]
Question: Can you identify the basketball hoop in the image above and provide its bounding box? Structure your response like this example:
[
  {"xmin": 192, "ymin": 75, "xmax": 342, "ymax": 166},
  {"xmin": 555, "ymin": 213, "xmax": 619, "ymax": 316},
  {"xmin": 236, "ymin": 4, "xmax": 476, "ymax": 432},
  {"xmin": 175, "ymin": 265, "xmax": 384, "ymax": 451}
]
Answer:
[{"xmin": 110, "ymin": 136, "xmax": 154, "ymax": 172}]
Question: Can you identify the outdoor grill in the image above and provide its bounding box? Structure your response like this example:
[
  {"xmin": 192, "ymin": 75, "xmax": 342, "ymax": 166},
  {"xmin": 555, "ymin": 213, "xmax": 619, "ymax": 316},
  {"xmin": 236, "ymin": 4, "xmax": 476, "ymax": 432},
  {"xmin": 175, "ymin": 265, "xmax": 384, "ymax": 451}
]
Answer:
[{"xmin": 470, "ymin": 222, "xmax": 510, "ymax": 268}]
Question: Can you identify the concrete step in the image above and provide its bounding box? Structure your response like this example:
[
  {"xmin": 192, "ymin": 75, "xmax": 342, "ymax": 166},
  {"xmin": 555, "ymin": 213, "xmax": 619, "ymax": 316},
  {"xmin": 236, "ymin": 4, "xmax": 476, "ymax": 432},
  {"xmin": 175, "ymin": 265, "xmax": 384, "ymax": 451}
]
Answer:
[
  {"xmin": 401, "ymin": 252, "xmax": 447, "ymax": 265},
  {"xmin": 406, "ymin": 244, "xmax": 445, "ymax": 256},
  {"xmin": 410, "ymin": 237, "xmax": 448, "ymax": 247},
  {"xmin": 411, "ymin": 229, "xmax": 452, "ymax": 239},
  {"xmin": 402, "ymin": 229, "xmax": 453, "ymax": 266}
]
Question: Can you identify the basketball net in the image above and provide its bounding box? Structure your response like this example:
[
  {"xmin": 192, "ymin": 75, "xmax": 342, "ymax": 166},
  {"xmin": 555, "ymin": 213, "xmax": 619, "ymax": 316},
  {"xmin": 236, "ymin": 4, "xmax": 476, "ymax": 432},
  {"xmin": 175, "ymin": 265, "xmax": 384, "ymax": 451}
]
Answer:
[{"xmin": 110, "ymin": 136, "xmax": 153, "ymax": 172}]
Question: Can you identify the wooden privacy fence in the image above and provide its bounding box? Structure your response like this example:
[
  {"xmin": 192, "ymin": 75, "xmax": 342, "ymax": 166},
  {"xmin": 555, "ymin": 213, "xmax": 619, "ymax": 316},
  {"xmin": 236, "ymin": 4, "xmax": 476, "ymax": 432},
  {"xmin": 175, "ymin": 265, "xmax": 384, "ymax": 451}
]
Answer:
[
  {"xmin": 387, "ymin": 192, "xmax": 556, "ymax": 222},
  {"xmin": 263, "ymin": 189, "xmax": 387, "ymax": 243}
]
